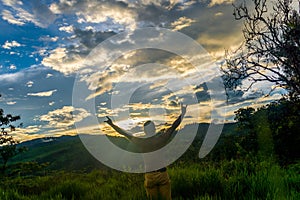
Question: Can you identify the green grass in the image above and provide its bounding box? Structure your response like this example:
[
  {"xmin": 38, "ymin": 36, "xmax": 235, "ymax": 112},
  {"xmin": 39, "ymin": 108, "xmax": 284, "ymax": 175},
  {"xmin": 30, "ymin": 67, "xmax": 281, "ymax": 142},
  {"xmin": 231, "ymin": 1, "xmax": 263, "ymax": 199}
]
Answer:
[{"xmin": 1, "ymin": 159, "xmax": 299, "ymax": 200}]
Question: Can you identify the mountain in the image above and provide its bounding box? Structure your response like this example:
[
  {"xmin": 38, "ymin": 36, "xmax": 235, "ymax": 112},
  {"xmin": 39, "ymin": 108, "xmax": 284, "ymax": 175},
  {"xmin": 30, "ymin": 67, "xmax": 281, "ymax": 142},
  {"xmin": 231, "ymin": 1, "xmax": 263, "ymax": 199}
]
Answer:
[{"xmin": 9, "ymin": 123, "xmax": 237, "ymax": 171}]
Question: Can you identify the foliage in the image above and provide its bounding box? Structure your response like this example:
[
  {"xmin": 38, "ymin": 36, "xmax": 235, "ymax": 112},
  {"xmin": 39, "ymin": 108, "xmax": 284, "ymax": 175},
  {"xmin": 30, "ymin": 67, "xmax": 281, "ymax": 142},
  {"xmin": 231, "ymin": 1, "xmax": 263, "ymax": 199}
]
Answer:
[
  {"xmin": 222, "ymin": 0, "xmax": 300, "ymax": 98},
  {"xmin": 227, "ymin": 99, "xmax": 300, "ymax": 165},
  {"xmin": 266, "ymin": 98, "xmax": 300, "ymax": 164},
  {"xmin": 0, "ymin": 94, "xmax": 25, "ymax": 174},
  {"xmin": 7, "ymin": 162, "xmax": 50, "ymax": 177},
  {"xmin": 0, "ymin": 159, "xmax": 299, "ymax": 200},
  {"xmin": 234, "ymin": 107, "xmax": 258, "ymax": 154}
]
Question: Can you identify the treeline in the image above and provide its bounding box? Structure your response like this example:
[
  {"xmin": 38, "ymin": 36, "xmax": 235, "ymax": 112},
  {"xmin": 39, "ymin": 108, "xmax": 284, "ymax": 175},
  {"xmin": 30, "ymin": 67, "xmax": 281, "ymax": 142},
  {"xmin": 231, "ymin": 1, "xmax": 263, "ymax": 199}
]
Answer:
[{"xmin": 201, "ymin": 98, "xmax": 300, "ymax": 165}]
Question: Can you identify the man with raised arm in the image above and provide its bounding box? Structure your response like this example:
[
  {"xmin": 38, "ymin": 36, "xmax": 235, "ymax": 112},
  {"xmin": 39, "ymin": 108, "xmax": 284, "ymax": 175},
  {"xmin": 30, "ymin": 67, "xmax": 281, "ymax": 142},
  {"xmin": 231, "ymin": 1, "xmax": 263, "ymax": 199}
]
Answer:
[{"xmin": 105, "ymin": 104, "xmax": 187, "ymax": 200}]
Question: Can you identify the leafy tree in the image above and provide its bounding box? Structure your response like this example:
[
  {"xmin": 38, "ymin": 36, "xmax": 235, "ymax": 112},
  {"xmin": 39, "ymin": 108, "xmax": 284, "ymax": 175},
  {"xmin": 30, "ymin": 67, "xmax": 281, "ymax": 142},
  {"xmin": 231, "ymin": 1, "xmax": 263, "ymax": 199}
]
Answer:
[
  {"xmin": 266, "ymin": 98, "xmax": 300, "ymax": 164},
  {"xmin": 229, "ymin": 99, "xmax": 300, "ymax": 164},
  {"xmin": 222, "ymin": 0, "xmax": 300, "ymax": 98},
  {"xmin": 234, "ymin": 107, "xmax": 255, "ymax": 129},
  {"xmin": 234, "ymin": 107, "xmax": 258, "ymax": 155},
  {"xmin": 0, "ymin": 94, "xmax": 25, "ymax": 174}
]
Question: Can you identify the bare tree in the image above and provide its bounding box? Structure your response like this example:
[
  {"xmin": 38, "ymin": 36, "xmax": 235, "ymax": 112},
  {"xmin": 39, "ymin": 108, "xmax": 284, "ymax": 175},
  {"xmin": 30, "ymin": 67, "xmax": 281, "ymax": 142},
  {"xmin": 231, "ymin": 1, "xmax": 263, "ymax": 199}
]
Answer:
[{"xmin": 222, "ymin": 0, "xmax": 300, "ymax": 99}]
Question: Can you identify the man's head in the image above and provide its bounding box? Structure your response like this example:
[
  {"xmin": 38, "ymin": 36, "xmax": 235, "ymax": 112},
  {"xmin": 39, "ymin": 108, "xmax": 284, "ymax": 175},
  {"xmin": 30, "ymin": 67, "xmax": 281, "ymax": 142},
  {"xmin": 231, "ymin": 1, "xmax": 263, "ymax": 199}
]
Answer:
[{"xmin": 143, "ymin": 120, "xmax": 156, "ymax": 137}]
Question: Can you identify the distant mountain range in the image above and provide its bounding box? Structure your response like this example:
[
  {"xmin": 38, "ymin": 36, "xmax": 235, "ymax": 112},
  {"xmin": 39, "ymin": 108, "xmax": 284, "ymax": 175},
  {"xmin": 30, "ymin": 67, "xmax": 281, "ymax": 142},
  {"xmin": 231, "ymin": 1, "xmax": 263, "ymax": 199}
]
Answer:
[{"xmin": 10, "ymin": 123, "xmax": 237, "ymax": 171}]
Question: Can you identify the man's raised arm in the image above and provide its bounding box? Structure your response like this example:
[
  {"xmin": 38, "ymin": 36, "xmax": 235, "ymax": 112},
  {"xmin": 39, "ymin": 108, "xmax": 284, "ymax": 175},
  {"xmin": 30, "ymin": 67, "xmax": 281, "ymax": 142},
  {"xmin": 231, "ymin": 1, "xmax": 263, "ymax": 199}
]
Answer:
[
  {"xmin": 104, "ymin": 116, "xmax": 134, "ymax": 140},
  {"xmin": 164, "ymin": 104, "xmax": 187, "ymax": 138}
]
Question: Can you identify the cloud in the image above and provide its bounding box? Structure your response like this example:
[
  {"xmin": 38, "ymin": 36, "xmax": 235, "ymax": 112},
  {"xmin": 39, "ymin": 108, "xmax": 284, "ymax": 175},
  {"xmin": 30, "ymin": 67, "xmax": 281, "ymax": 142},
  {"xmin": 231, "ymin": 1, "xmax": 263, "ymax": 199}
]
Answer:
[
  {"xmin": 6, "ymin": 101, "xmax": 16, "ymax": 105},
  {"xmin": 1, "ymin": 9, "xmax": 25, "ymax": 25},
  {"xmin": 215, "ymin": 12, "xmax": 224, "ymax": 16},
  {"xmin": 59, "ymin": 25, "xmax": 74, "ymax": 33},
  {"xmin": 208, "ymin": 0, "xmax": 235, "ymax": 7},
  {"xmin": 27, "ymin": 89, "xmax": 57, "ymax": 97},
  {"xmin": 149, "ymin": 80, "xmax": 169, "ymax": 89},
  {"xmin": 73, "ymin": 29, "xmax": 116, "ymax": 49},
  {"xmin": 41, "ymin": 0, "xmax": 244, "ymax": 77},
  {"xmin": 46, "ymin": 73, "xmax": 53, "ymax": 78},
  {"xmin": 41, "ymin": 30, "xmax": 116, "ymax": 75},
  {"xmin": 1, "ymin": 0, "xmax": 23, "ymax": 7},
  {"xmin": 1, "ymin": 0, "xmax": 56, "ymax": 28},
  {"xmin": 2, "ymin": 40, "xmax": 22, "ymax": 49},
  {"xmin": 39, "ymin": 106, "xmax": 91, "ymax": 129},
  {"xmin": 74, "ymin": 40, "xmax": 218, "ymax": 104},
  {"xmin": 77, "ymin": 5, "xmax": 137, "ymax": 31},
  {"xmin": 119, "ymin": 0, "xmax": 196, "ymax": 11},
  {"xmin": 26, "ymin": 81, "xmax": 34, "ymax": 87},
  {"xmin": 0, "ymin": 71, "xmax": 24, "ymax": 83},
  {"xmin": 97, "ymin": 106, "xmax": 127, "ymax": 118},
  {"xmin": 176, "ymin": 0, "xmax": 197, "ymax": 10},
  {"xmin": 42, "ymin": 48, "xmax": 84, "ymax": 75},
  {"xmin": 9, "ymin": 64, "xmax": 16, "ymax": 70},
  {"xmin": 39, "ymin": 35, "xmax": 59, "ymax": 42},
  {"xmin": 8, "ymin": 125, "xmax": 46, "ymax": 142},
  {"xmin": 0, "ymin": 65, "xmax": 49, "ymax": 84},
  {"xmin": 171, "ymin": 16, "xmax": 196, "ymax": 31},
  {"xmin": 50, "ymin": 0, "xmax": 138, "ymax": 31}
]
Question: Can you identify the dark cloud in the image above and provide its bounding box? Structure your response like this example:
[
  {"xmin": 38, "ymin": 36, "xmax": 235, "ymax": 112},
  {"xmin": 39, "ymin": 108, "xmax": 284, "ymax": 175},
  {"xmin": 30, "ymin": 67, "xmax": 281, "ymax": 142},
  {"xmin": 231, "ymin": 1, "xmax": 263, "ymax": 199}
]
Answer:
[
  {"xmin": 30, "ymin": 0, "xmax": 56, "ymax": 28},
  {"xmin": 73, "ymin": 29, "xmax": 116, "ymax": 49},
  {"xmin": 195, "ymin": 83, "xmax": 211, "ymax": 103}
]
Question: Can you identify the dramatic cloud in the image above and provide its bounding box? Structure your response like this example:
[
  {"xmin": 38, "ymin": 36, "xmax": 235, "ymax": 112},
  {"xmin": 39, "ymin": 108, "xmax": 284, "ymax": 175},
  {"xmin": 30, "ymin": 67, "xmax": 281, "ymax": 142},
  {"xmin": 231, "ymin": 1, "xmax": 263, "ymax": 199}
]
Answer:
[
  {"xmin": 7, "ymin": 125, "xmax": 49, "ymax": 142},
  {"xmin": 39, "ymin": 106, "xmax": 91, "ymax": 128},
  {"xmin": 0, "ymin": 0, "xmax": 283, "ymax": 142},
  {"xmin": 50, "ymin": 0, "xmax": 138, "ymax": 31},
  {"xmin": 42, "ymin": 48, "xmax": 84, "ymax": 75}
]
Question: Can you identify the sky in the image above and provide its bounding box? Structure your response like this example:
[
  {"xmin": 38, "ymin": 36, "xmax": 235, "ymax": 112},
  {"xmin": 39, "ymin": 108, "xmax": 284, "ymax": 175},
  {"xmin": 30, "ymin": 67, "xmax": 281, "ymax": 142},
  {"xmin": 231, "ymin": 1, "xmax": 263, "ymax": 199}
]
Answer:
[{"xmin": 0, "ymin": 0, "xmax": 295, "ymax": 142}]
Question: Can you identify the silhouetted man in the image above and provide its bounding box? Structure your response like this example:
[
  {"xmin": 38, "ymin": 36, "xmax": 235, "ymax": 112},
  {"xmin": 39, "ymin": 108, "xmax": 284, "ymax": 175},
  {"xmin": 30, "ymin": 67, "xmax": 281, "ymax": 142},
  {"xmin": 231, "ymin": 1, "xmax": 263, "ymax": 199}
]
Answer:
[{"xmin": 105, "ymin": 104, "xmax": 187, "ymax": 200}]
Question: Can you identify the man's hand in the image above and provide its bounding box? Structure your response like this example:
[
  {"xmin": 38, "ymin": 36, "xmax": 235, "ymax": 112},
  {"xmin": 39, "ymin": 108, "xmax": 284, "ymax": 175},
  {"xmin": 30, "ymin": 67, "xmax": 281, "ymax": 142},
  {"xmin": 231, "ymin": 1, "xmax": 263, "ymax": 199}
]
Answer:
[
  {"xmin": 181, "ymin": 104, "xmax": 187, "ymax": 116},
  {"xmin": 104, "ymin": 116, "xmax": 113, "ymax": 125}
]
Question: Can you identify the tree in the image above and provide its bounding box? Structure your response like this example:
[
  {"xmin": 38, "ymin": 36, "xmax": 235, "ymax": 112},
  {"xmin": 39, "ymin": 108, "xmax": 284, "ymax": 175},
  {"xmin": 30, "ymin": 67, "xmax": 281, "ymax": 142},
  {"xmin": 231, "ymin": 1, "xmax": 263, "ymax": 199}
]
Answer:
[
  {"xmin": 231, "ymin": 99, "xmax": 300, "ymax": 164},
  {"xmin": 222, "ymin": 0, "xmax": 300, "ymax": 98},
  {"xmin": 266, "ymin": 98, "xmax": 300, "ymax": 164},
  {"xmin": 234, "ymin": 107, "xmax": 258, "ymax": 155},
  {"xmin": 0, "ymin": 94, "xmax": 25, "ymax": 174}
]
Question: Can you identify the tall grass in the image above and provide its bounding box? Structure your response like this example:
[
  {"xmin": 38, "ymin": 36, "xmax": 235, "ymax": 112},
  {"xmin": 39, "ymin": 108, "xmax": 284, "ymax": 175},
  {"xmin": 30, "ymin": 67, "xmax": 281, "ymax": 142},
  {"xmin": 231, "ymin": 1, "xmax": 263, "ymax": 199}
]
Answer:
[{"xmin": 0, "ymin": 159, "xmax": 299, "ymax": 200}]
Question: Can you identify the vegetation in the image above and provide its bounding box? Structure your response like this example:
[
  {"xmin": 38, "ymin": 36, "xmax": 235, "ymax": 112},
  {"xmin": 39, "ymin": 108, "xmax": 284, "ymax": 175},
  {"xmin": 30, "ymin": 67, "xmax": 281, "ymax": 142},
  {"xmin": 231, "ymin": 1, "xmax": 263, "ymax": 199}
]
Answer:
[
  {"xmin": 0, "ymin": 159, "xmax": 299, "ymax": 200},
  {"xmin": 0, "ymin": 98, "xmax": 298, "ymax": 199},
  {"xmin": 0, "ymin": 1, "xmax": 299, "ymax": 199},
  {"xmin": 0, "ymin": 94, "xmax": 26, "ymax": 174},
  {"xmin": 222, "ymin": 0, "xmax": 300, "ymax": 98}
]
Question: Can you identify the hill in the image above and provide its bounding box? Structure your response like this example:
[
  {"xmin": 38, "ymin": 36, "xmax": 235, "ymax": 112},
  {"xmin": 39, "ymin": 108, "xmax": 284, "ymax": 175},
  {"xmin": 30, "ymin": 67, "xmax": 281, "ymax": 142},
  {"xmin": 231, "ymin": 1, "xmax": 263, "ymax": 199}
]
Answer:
[{"xmin": 9, "ymin": 123, "xmax": 237, "ymax": 171}]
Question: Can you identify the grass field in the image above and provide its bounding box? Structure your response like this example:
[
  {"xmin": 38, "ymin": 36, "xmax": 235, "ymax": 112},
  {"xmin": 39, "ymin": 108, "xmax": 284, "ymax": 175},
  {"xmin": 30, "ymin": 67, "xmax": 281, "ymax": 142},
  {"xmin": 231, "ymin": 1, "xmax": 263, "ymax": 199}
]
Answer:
[{"xmin": 1, "ymin": 158, "xmax": 299, "ymax": 200}]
